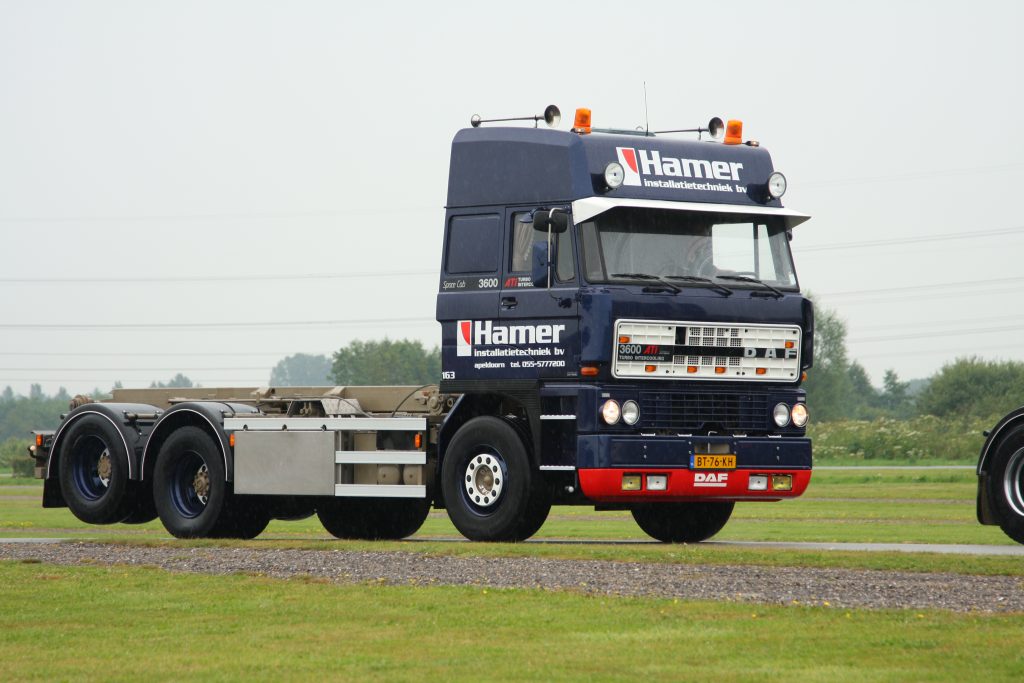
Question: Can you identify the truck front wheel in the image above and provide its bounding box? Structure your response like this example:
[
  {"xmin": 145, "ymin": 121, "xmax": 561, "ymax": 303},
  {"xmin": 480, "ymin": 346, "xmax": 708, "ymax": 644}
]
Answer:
[
  {"xmin": 441, "ymin": 416, "xmax": 550, "ymax": 542},
  {"xmin": 987, "ymin": 426, "xmax": 1024, "ymax": 544},
  {"xmin": 631, "ymin": 502, "xmax": 734, "ymax": 543},
  {"xmin": 58, "ymin": 415, "xmax": 137, "ymax": 525}
]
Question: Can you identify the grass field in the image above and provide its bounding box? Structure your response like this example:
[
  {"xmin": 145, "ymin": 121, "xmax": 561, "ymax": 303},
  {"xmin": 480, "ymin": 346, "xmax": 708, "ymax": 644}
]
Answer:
[
  {"xmin": 2, "ymin": 467, "xmax": 1023, "ymax": 681},
  {"xmin": 2, "ymin": 561, "xmax": 1022, "ymax": 682}
]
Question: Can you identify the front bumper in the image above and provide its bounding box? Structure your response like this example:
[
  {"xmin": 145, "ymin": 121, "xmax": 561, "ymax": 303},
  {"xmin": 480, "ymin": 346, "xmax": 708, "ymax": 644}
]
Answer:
[{"xmin": 576, "ymin": 434, "xmax": 812, "ymax": 502}]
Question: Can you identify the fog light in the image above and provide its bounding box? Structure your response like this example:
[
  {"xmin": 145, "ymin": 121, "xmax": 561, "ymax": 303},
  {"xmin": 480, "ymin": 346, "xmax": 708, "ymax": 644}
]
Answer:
[
  {"xmin": 604, "ymin": 162, "xmax": 624, "ymax": 188},
  {"xmin": 622, "ymin": 474, "xmax": 642, "ymax": 491},
  {"xmin": 748, "ymin": 474, "xmax": 768, "ymax": 491},
  {"xmin": 773, "ymin": 402, "xmax": 791, "ymax": 427},
  {"xmin": 771, "ymin": 474, "xmax": 793, "ymax": 491},
  {"xmin": 601, "ymin": 399, "xmax": 621, "ymax": 425},
  {"xmin": 622, "ymin": 400, "xmax": 640, "ymax": 425},
  {"xmin": 791, "ymin": 403, "xmax": 808, "ymax": 428},
  {"xmin": 767, "ymin": 171, "xmax": 787, "ymax": 198},
  {"xmin": 646, "ymin": 474, "xmax": 667, "ymax": 491}
]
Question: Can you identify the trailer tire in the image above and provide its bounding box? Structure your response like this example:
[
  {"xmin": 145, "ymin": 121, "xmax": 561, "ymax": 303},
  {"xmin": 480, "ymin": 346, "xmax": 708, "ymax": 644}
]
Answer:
[
  {"xmin": 122, "ymin": 492, "xmax": 158, "ymax": 525},
  {"xmin": 210, "ymin": 500, "xmax": 272, "ymax": 540},
  {"xmin": 58, "ymin": 415, "xmax": 137, "ymax": 525},
  {"xmin": 441, "ymin": 416, "xmax": 548, "ymax": 542},
  {"xmin": 153, "ymin": 427, "xmax": 234, "ymax": 539},
  {"xmin": 631, "ymin": 502, "xmax": 735, "ymax": 543},
  {"xmin": 987, "ymin": 425, "xmax": 1024, "ymax": 544},
  {"xmin": 317, "ymin": 498, "xmax": 430, "ymax": 540}
]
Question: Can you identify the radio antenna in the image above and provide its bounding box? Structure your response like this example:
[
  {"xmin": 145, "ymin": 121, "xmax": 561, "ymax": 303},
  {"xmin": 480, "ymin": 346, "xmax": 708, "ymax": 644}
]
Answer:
[{"xmin": 643, "ymin": 81, "xmax": 650, "ymax": 134}]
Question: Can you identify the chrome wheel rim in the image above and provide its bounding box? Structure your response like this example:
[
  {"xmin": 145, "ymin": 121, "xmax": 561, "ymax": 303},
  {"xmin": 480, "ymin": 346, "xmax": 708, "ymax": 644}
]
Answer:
[
  {"xmin": 464, "ymin": 453, "xmax": 503, "ymax": 508},
  {"xmin": 1003, "ymin": 448, "xmax": 1024, "ymax": 517}
]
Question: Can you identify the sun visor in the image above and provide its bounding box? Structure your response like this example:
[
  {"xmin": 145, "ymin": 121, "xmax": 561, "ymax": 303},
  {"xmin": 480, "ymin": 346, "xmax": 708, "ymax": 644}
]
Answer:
[{"xmin": 571, "ymin": 197, "xmax": 811, "ymax": 228}]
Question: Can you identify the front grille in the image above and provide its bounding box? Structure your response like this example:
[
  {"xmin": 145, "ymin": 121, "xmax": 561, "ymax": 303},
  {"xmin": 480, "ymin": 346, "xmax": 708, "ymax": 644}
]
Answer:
[{"xmin": 639, "ymin": 390, "xmax": 768, "ymax": 433}]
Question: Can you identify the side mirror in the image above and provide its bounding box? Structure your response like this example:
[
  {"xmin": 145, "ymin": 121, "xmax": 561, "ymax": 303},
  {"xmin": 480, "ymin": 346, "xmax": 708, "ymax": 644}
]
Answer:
[{"xmin": 533, "ymin": 209, "xmax": 569, "ymax": 234}]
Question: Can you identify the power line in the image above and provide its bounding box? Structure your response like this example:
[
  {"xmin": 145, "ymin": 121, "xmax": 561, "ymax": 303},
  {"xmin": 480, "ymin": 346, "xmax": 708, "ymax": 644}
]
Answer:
[
  {"xmin": 816, "ymin": 275, "xmax": 1024, "ymax": 299},
  {"xmin": 801, "ymin": 162, "xmax": 1024, "ymax": 189},
  {"xmin": 0, "ymin": 351, "xmax": 306, "ymax": 357},
  {"xmin": 0, "ymin": 379, "xmax": 269, "ymax": 385},
  {"xmin": 0, "ymin": 367, "xmax": 272, "ymax": 373},
  {"xmin": 0, "ymin": 206, "xmax": 438, "ymax": 224},
  {"xmin": 0, "ymin": 317, "xmax": 437, "ymax": 330},
  {"xmin": 0, "ymin": 269, "xmax": 437, "ymax": 284},
  {"xmin": 854, "ymin": 312, "xmax": 1024, "ymax": 333},
  {"xmin": 850, "ymin": 322, "xmax": 1024, "ymax": 344},
  {"xmin": 856, "ymin": 343, "xmax": 1024, "ymax": 360},
  {"xmin": 793, "ymin": 225, "xmax": 1024, "ymax": 253}
]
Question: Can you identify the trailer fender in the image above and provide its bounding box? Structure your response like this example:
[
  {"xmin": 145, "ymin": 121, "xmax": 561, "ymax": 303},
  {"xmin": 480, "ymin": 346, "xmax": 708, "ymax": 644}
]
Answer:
[
  {"xmin": 141, "ymin": 402, "xmax": 260, "ymax": 483},
  {"xmin": 46, "ymin": 403, "xmax": 161, "ymax": 482}
]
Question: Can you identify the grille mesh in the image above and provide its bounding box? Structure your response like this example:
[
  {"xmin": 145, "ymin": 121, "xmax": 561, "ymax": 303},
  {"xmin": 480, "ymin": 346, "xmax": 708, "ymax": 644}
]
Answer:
[{"xmin": 639, "ymin": 390, "xmax": 768, "ymax": 432}]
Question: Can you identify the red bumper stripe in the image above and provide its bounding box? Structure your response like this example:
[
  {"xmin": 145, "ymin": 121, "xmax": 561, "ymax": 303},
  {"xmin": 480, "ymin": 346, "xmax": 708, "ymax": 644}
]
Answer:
[{"xmin": 578, "ymin": 468, "xmax": 812, "ymax": 502}]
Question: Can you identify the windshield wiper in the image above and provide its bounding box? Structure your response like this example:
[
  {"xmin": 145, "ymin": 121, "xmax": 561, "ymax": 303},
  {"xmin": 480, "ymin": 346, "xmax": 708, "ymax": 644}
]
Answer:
[
  {"xmin": 606, "ymin": 272, "xmax": 679, "ymax": 294},
  {"xmin": 663, "ymin": 275, "xmax": 733, "ymax": 297},
  {"xmin": 716, "ymin": 274, "xmax": 785, "ymax": 298}
]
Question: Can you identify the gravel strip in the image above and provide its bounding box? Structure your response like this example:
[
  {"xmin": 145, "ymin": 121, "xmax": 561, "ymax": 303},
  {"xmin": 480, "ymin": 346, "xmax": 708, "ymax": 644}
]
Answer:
[{"xmin": 2, "ymin": 541, "xmax": 1022, "ymax": 613}]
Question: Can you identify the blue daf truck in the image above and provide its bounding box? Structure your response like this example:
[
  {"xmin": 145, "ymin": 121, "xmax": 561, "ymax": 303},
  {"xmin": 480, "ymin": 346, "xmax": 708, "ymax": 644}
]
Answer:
[{"xmin": 29, "ymin": 106, "xmax": 814, "ymax": 542}]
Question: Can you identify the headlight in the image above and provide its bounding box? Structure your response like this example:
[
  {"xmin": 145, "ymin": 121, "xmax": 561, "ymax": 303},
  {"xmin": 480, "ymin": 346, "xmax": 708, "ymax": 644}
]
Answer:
[
  {"xmin": 767, "ymin": 171, "xmax": 787, "ymax": 199},
  {"xmin": 791, "ymin": 403, "xmax": 808, "ymax": 427},
  {"xmin": 622, "ymin": 400, "xmax": 640, "ymax": 425},
  {"xmin": 604, "ymin": 162, "xmax": 624, "ymax": 189},
  {"xmin": 601, "ymin": 399, "xmax": 621, "ymax": 425},
  {"xmin": 772, "ymin": 402, "xmax": 791, "ymax": 427}
]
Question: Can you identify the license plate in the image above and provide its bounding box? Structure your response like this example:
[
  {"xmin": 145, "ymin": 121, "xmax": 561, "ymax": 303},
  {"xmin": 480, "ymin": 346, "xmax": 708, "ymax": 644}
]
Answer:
[{"xmin": 692, "ymin": 454, "xmax": 736, "ymax": 470}]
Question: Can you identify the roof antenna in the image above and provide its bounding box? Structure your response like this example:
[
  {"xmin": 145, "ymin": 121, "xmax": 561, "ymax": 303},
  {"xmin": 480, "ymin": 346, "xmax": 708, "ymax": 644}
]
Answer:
[{"xmin": 643, "ymin": 81, "xmax": 650, "ymax": 135}]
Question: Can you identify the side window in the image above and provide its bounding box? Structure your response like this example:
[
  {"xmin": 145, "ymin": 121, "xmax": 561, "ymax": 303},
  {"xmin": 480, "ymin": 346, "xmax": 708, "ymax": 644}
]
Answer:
[
  {"xmin": 555, "ymin": 228, "xmax": 575, "ymax": 282},
  {"xmin": 446, "ymin": 214, "xmax": 500, "ymax": 274},
  {"xmin": 508, "ymin": 211, "xmax": 575, "ymax": 283},
  {"xmin": 510, "ymin": 213, "xmax": 533, "ymax": 273}
]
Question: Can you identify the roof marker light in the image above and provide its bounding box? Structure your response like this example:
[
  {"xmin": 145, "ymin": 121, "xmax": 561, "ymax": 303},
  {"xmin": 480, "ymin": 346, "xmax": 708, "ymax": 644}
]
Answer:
[
  {"xmin": 573, "ymin": 108, "xmax": 592, "ymax": 134},
  {"xmin": 724, "ymin": 119, "xmax": 743, "ymax": 145}
]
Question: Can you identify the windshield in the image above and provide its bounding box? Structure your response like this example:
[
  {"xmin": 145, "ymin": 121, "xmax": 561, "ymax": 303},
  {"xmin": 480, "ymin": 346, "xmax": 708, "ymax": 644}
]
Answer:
[{"xmin": 579, "ymin": 207, "xmax": 799, "ymax": 290}]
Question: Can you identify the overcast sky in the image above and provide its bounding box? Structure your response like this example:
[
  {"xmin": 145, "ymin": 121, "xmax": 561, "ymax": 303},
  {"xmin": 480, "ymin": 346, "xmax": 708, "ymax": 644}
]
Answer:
[{"xmin": 1, "ymin": 0, "xmax": 1022, "ymax": 396}]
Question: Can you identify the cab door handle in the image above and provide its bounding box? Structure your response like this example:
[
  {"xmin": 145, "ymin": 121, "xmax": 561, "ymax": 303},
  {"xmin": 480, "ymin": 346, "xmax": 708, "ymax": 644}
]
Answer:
[{"xmin": 501, "ymin": 296, "xmax": 518, "ymax": 309}]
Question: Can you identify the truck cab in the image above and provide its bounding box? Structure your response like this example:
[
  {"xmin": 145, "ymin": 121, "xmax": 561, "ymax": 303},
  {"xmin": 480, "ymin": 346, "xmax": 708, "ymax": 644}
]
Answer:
[{"xmin": 436, "ymin": 111, "xmax": 813, "ymax": 541}]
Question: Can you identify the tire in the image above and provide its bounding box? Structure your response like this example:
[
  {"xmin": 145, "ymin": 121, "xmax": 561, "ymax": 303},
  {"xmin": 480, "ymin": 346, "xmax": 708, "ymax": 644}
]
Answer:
[
  {"xmin": 211, "ymin": 498, "xmax": 272, "ymax": 540},
  {"xmin": 441, "ymin": 416, "xmax": 550, "ymax": 542},
  {"xmin": 153, "ymin": 426, "xmax": 235, "ymax": 539},
  {"xmin": 269, "ymin": 497, "xmax": 317, "ymax": 522},
  {"xmin": 631, "ymin": 502, "xmax": 735, "ymax": 543},
  {"xmin": 58, "ymin": 415, "xmax": 137, "ymax": 525},
  {"xmin": 317, "ymin": 498, "xmax": 430, "ymax": 540},
  {"xmin": 987, "ymin": 425, "xmax": 1024, "ymax": 544}
]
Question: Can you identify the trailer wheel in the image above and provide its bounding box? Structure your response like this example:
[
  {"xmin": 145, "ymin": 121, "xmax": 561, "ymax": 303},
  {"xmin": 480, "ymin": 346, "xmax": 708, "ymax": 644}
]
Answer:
[
  {"xmin": 58, "ymin": 415, "xmax": 137, "ymax": 525},
  {"xmin": 153, "ymin": 427, "xmax": 234, "ymax": 539},
  {"xmin": 987, "ymin": 426, "xmax": 1024, "ymax": 544},
  {"xmin": 441, "ymin": 416, "xmax": 549, "ymax": 541},
  {"xmin": 317, "ymin": 498, "xmax": 430, "ymax": 540},
  {"xmin": 631, "ymin": 502, "xmax": 735, "ymax": 543}
]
